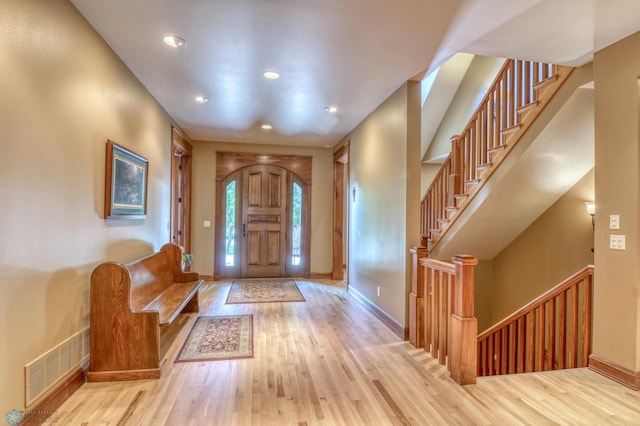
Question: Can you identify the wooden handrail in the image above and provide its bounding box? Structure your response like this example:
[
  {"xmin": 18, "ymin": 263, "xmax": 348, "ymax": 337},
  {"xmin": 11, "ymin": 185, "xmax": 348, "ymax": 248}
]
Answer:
[
  {"xmin": 418, "ymin": 257, "xmax": 455, "ymax": 273},
  {"xmin": 477, "ymin": 265, "xmax": 594, "ymax": 377},
  {"xmin": 420, "ymin": 59, "xmax": 574, "ymax": 249}
]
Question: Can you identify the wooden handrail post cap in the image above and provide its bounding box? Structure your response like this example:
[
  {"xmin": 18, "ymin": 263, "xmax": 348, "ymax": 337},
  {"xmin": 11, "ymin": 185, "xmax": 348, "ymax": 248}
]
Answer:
[
  {"xmin": 409, "ymin": 246, "xmax": 428, "ymax": 256},
  {"xmin": 452, "ymin": 255, "xmax": 478, "ymax": 266}
]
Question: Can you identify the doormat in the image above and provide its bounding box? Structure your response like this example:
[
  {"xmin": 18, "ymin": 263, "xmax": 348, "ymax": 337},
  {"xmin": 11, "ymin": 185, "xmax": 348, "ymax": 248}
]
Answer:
[
  {"xmin": 175, "ymin": 315, "xmax": 253, "ymax": 363},
  {"xmin": 226, "ymin": 278, "xmax": 306, "ymax": 304}
]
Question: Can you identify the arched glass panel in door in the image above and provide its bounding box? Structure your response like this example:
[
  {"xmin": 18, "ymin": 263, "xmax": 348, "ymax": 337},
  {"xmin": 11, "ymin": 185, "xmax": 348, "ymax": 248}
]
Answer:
[
  {"xmin": 288, "ymin": 174, "xmax": 308, "ymax": 277},
  {"xmin": 225, "ymin": 180, "xmax": 236, "ymax": 266},
  {"xmin": 292, "ymin": 181, "xmax": 302, "ymax": 266}
]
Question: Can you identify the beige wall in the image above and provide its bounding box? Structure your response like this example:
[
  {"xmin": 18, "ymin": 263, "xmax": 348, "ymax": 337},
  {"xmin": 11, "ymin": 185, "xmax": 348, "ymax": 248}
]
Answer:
[
  {"xmin": 593, "ymin": 31, "xmax": 640, "ymax": 371},
  {"xmin": 190, "ymin": 141, "xmax": 334, "ymax": 276},
  {"xmin": 346, "ymin": 82, "xmax": 421, "ymax": 325},
  {"xmin": 485, "ymin": 170, "xmax": 595, "ymax": 327},
  {"xmin": 420, "ymin": 163, "xmax": 441, "ymax": 197},
  {"xmin": 0, "ymin": 0, "xmax": 178, "ymax": 409},
  {"xmin": 474, "ymin": 260, "xmax": 494, "ymax": 333}
]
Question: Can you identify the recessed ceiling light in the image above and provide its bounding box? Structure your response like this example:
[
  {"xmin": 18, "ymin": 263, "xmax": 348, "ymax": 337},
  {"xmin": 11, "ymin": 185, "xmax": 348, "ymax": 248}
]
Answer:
[
  {"xmin": 263, "ymin": 70, "xmax": 280, "ymax": 80},
  {"xmin": 325, "ymin": 106, "xmax": 338, "ymax": 113},
  {"xmin": 194, "ymin": 96, "xmax": 209, "ymax": 103},
  {"xmin": 163, "ymin": 35, "xmax": 187, "ymax": 48},
  {"xmin": 261, "ymin": 123, "xmax": 273, "ymax": 130}
]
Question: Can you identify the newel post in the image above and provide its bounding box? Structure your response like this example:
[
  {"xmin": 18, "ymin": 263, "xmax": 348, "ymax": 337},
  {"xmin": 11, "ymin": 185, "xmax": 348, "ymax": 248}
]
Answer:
[
  {"xmin": 449, "ymin": 255, "xmax": 478, "ymax": 385},
  {"xmin": 409, "ymin": 246, "xmax": 429, "ymax": 347},
  {"xmin": 447, "ymin": 135, "xmax": 463, "ymax": 209}
]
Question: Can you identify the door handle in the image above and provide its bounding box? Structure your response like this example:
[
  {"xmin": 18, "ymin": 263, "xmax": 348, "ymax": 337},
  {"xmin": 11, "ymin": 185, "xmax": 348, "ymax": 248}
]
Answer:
[{"xmin": 242, "ymin": 224, "xmax": 246, "ymax": 237}]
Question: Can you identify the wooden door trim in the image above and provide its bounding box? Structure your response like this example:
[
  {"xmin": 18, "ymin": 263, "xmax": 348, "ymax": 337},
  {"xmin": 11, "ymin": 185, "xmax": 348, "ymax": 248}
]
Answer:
[
  {"xmin": 333, "ymin": 144, "xmax": 349, "ymax": 280},
  {"xmin": 216, "ymin": 151, "xmax": 312, "ymax": 184},
  {"xmin": 170, "ymin": 127, "xmax": 193, "ymax": 253},
  {"xmin": 172, "ymin": 126, "xmax": 192, "ymax": 154}
]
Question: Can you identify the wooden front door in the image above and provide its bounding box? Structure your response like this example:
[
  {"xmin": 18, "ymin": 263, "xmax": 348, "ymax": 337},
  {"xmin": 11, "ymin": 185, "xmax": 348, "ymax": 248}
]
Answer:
[{"xmin": 240, "ymin": 164, "xmax": 287, "ymax": 277}]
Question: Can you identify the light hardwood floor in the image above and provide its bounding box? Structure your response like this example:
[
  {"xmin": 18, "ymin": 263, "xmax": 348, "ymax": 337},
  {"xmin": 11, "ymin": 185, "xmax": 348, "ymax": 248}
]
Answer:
[{"xmin": 51, "ymin": 280, "xmax": 640, "ymax": 425}]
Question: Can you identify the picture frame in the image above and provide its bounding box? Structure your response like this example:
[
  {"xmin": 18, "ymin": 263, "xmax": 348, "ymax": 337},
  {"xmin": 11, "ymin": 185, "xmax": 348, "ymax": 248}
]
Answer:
[{"xmin": 104, "ymin": 140, "xmax": 149, "ymax": 219}]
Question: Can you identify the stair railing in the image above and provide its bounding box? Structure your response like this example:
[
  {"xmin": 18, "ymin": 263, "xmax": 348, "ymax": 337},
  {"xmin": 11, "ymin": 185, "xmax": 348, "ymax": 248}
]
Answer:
[
  {"xmin": 421, "ymin": 59, "xmax": 573, "ymax": 249},
  {"xmin": 408, "ymin": 254, "xmax": 594, "ymax": 384},
  {"xmin": 477, "ymin": 265, "xmax": 594, "ymax": 377},
  {"xmin": 410, "ymin": 253, "xmax": 478, "ymax": 385}
]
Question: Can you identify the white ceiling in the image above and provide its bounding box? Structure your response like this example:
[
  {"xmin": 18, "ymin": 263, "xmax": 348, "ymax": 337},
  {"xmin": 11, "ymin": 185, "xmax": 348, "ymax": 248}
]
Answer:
[{"xmin": 71, "ymin": 0, "xmax": 640, "ymax": 148}]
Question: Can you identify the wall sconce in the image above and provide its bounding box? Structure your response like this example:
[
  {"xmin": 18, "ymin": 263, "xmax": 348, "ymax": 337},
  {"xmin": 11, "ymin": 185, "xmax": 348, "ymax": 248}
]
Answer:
[
  {"xmin": 585, "ymin": 202, "xmax": 595, "ymax": 229},
  {"xmin": 585, "ymin": 202, "xmax": 595, "ymax": 253}
]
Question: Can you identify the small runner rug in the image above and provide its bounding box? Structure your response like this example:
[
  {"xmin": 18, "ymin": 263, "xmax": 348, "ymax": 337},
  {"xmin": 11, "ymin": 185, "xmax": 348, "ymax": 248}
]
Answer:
[
  {"xmin": 175, "ymin": 315, "xmax": 253, "ymax": 363},
  {"xmin": 226, "ymin": 278, "xmax": 306, "ymax": 304}
]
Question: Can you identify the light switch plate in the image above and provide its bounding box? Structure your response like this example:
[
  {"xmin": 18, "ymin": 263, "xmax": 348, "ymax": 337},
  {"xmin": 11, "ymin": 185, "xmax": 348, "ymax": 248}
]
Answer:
[
  {"xmin": 610, "ymin": 234, "xmax": 626, "ymax": 250},
  {"xmin": 203, "ymin": 220, "xmax": 211, "ymax": 228},
  {"xmin": 610, "ymin": 215, "xmax": 620, "ymax": 230}
]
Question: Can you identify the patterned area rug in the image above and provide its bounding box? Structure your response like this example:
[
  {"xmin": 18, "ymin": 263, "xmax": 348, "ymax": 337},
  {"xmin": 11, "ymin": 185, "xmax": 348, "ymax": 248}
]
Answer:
[
  {"xmin": 175, "ymin": 315, "xmax": 253, "ymax": 363},
  {"xmin": 226, "ymin": 278, "xmax": 306, "ymax": 304}
]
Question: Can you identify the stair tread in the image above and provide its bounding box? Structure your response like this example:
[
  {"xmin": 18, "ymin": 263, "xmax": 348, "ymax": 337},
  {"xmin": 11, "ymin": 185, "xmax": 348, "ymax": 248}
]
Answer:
[
  {"xmin": 533, "ymin": 74, "xmax": 558, "ymax": 90},
  {"xmin": 501, "ymin": 124, "xmax": 521, "ymax": 135},
  {"xmin": 517, "ymin": 101, "xmax": 539, "ymax": 113},
  {"xmin": 488, "ymin": 145, "xmax": 506, "ymax": 153}
]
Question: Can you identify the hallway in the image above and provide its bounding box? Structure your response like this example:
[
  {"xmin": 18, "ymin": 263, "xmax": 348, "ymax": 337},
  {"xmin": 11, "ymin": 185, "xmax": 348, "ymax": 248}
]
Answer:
[{"xmin": 52, "ymin": 280, "xmax": 640, "ymax": 425}]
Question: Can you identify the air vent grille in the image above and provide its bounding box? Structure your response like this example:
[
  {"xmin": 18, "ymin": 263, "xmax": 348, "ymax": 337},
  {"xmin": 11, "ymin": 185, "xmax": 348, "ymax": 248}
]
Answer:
[{"xmin": 25, "ymin": 326, "xmax": 90, "ymax": 407}]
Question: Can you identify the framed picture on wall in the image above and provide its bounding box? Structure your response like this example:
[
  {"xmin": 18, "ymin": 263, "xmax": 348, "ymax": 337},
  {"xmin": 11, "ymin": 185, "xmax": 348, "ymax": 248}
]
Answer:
[{"xmin": 104, "ymin": 140, "xmax": 148, "ymax": 219}]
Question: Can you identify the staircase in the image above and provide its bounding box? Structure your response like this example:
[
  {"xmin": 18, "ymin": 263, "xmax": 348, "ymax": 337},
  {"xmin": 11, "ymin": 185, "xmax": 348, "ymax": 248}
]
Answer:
[
  {"xmin": 421, "ymin": 59, "xmax": 574, "ymax": 251},
  {"xmin": 408, "ymin": 58, "xmax": 596, "ymax": 386}
]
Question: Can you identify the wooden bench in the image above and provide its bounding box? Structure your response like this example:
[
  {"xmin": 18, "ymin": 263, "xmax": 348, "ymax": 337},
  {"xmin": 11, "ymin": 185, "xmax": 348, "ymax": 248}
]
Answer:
[{"xmin": 87, "ymin": 243, "xmax": 204, "ymax": 382}]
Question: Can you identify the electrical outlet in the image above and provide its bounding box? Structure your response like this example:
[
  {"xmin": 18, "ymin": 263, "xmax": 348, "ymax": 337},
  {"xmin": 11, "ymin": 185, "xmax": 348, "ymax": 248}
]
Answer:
[
  {"xmin": 376, "ymin": 286, "xmax": 381, "ymax": 297},
  {"xmin": 610, "ymin": 234, "xmax": 626, "ymax": 250},
  {"xmin": 203, "ymin": 220, "xmax": 211, "ymax": 228}
]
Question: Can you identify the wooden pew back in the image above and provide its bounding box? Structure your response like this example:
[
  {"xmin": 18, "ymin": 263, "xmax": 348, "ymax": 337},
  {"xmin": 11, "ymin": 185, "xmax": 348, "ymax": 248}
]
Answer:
[{"xmin": 128, "ymin": 250, "xmax": 176, "ymax": 311}]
